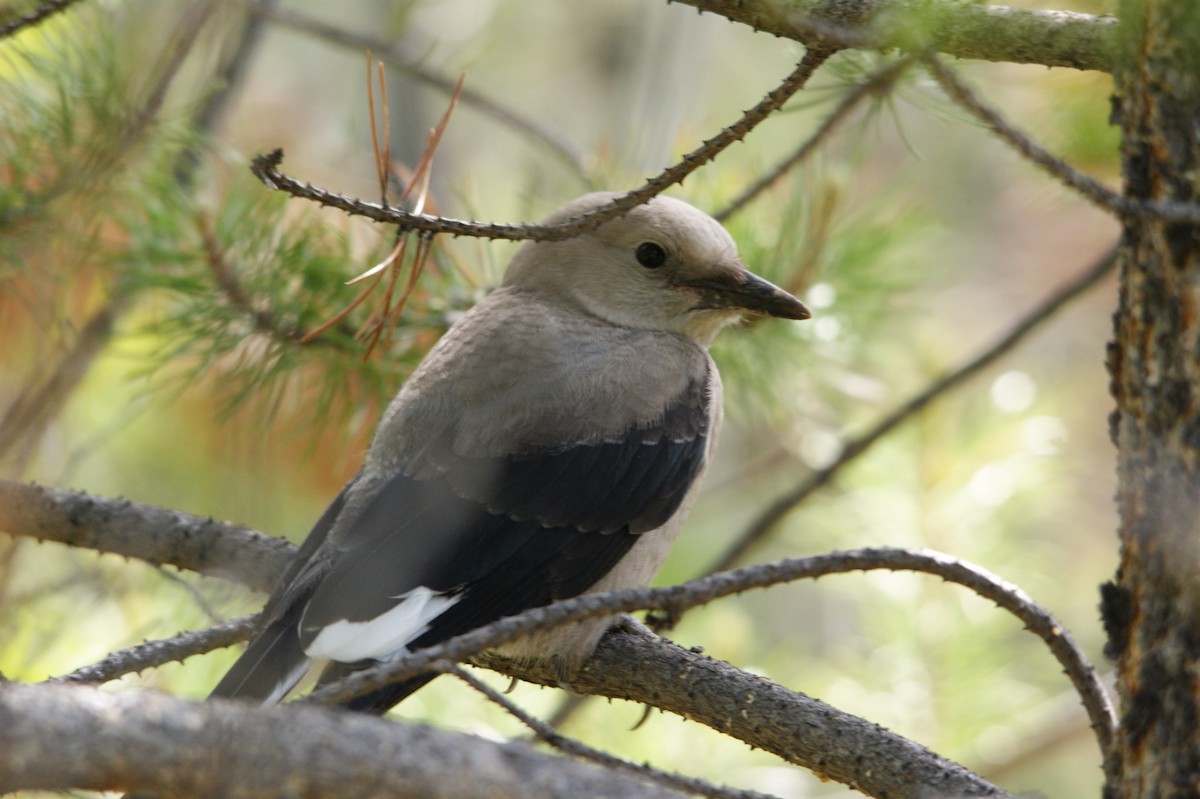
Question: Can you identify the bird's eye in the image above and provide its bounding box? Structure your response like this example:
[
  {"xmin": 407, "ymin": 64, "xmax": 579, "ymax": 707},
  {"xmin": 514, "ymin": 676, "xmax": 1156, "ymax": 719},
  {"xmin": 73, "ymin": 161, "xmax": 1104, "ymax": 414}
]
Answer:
[{"xmin": 635, "ymin": 242, "xmax": 668, "ymax": 269}]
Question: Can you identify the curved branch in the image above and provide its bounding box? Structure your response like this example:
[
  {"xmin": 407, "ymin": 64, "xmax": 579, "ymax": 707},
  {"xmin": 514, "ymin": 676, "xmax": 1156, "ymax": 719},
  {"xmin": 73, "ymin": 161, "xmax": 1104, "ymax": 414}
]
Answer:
[
  {"xmin": 54, "ymin": 614, "xmax": 259, "ymax": 685},
  {"xmin": 3, "ymin": 481, "xmax": 1100, "ymax": 795},
  {"xmin": 2, "ymin": 480, "xmax": 1109, "ymax": 767},
  {"xmin": 0, "ymin": 682, "xmax": 688, "ymax": 799},
  {"xmin": 924, "ymin": 55, "xmax": 1200, "ymax": 224},
  {"xmin": 0, "ymin": 479, "xmax": 293, "ymax": 594},
  {"xmin": 250, "ymin": 48, "xmax": 835, "ymax": 241},
  {"xmin": 309, "ymin": 548, "xmax": 1112, "ymax": 777},
  {"xmin": 675, "ymin": 0, "xmax": 1119, "ymax": 73}
]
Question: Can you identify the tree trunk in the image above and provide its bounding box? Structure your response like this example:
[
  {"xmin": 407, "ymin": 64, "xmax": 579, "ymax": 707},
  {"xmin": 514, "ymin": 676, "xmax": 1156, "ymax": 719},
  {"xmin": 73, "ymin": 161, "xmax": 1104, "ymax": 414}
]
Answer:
[{"xmin": 1105, "ymin": 1, "xmax": 1200, "ymax": 797}]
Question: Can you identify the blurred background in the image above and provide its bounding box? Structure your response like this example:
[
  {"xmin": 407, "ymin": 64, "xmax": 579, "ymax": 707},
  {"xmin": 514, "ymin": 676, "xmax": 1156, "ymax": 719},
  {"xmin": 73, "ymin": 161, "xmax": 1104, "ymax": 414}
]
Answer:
[{"xmin": 0, "ymin": 0, "xmax": 1120, "ymax": 796}]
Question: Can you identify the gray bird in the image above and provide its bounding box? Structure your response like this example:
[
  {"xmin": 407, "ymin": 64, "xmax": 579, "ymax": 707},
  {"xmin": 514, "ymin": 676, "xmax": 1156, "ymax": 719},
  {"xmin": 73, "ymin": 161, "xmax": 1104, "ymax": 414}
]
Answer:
[{"xmin": 212, "ymin": 192, "xmax": 810, "ymax": 712}]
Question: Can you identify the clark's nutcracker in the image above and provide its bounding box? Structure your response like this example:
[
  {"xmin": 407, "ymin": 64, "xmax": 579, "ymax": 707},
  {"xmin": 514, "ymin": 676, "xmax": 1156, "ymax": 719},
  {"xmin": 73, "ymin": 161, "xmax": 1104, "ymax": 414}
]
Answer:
[{"xmin": 212, "ymin": 192, "xmax": 810, "ymax": 712}]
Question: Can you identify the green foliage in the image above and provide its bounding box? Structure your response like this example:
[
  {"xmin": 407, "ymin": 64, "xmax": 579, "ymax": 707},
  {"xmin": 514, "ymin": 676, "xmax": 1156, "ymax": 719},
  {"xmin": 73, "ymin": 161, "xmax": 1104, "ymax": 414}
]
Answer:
[{"xmin": 115, "ymin": 162, "xmax": 469, "ymax": 429}]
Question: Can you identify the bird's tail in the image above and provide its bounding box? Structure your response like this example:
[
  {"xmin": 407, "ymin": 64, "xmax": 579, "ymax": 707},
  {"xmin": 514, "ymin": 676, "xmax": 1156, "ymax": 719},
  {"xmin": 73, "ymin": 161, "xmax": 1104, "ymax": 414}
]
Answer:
[{"xmin": 209, "ymin": 620, "xmax": 312, "ymax": 705}]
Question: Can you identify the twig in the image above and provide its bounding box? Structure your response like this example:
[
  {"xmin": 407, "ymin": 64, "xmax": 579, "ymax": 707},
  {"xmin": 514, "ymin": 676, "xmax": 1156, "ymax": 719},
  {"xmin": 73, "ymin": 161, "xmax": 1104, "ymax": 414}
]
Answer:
[
  {"xmin": 306, "ymin": 546, "xmax": 1115, "ymax": 771},
  {"xmin": 199, "ymin": 213, "xmax": 306, "ymax": 342},
  {"xmin": 250, "ymin": 48, "xmax": 835, "ymax": 242},
  {"xmin": 446, "ymin": 664, "xmax": 782, "ymax": 799},
  {"xmin": 924, "ymin": 55, "xmax": 1200, "ymax": 224},
  {"xmin": 0, "ymin": 0, "xmax": 86, "ymax": 39},
  {"xmin": 716, "ymin": 55, "xmax": 917, "ymax": 222},
  {"xmin": 711, "ymin": 244, "xmax": 1118, "ymax": 573},
  {"xmin": 240, "ymin": 0, "xmax": 589, "ymax": 181},
  {"xmin": 53, "ymin": 614, "xmax": 258, "ymax": 684}
]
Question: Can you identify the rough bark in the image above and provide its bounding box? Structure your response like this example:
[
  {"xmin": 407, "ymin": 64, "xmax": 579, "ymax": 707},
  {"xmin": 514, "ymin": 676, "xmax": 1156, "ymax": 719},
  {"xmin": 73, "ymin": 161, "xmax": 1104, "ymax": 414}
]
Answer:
[
  {"xmin": 1104, "ymin": 1, "xmax": 1200, "ymax": 796},
  {"xmin": 673, "ymin": 0, "xmax": 1118, "ymax": 72},
  {"xmin": 480, "ymin": 628, "xmax": 1009, "ymax": 799},
  {"xmin": 0, "ymin": 479, "xmax": 291, "ymax": 594},
  {"xmin": 0, "ymin": 682, "xmax": 688, "ymax": 799},
  {"xmin": 0, "ymin": 482, "xmax": 1013, "ymax": 798}
]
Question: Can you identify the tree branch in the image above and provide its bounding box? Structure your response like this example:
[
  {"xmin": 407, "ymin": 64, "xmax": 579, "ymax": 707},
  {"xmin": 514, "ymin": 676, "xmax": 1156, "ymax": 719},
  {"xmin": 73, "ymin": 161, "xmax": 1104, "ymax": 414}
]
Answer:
[
  {"xmin": 249, "ymin": 47, "xmax": 835, "ymax": 241},
  {"xmin": 716, "ymin": 55, "xmax": 916, "ymax": 222},
  {"xmin": 0, "ymin": 682, "xmax": 689, "ymax": 799},
  {"xmin": 673, "ymin": 0, "xmax": 1119, "ymax": 73},
  {"xmin": 307, "ymin": 547, "xmax": 1104, "ymax": 791},
  {"xmin": 6, "ymin": 479, "xmax": 1096, "ymax": 796},
  {"xmin": 54, "ymin": 614, "xmax": 259, "ymax": 685},
  {"xmin": 446, "ymin": 663, "xmax": 779, "ymax": 799},
  {"xmin": 0, "ymin": 479, "xmax": 292, "ymax": 594},
  {"xmin": 479, "ymin": 625, "xmax": 1010, "ymax": 799}
]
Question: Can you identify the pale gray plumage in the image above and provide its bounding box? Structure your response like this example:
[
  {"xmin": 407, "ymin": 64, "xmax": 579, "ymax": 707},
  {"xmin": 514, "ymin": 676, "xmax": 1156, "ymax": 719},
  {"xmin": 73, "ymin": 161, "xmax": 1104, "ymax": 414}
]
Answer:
[{"xmin": 211, "ymin": 192, "xmax": 810, "ymax": 713}]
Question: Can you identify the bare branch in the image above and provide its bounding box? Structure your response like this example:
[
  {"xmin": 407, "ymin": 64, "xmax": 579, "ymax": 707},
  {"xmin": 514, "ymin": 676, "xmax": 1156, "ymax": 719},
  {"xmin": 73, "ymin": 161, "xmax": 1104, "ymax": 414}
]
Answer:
[
  {"xmin": 447, "ymin": 664, "xmax": 781, "ymax": 799},
  {"xmin": 675, "ymin": 0, "xmax": 1119, "ymax": 73},
  {"xmin": 309, "ymin": 547, "xmax": 1111, "ymax": 772},
  {"xmin": 250, "ymin": 48, "xmax": 834, "ymax": 241},
  {"xmin": 54, "ymin": 614, "xmax": 259, "ymax": 685},
  {"xmin": 1, "ymin": 478, "xmax": 1109, "ymax": 770},
  {"xmin": 0, "ymin": 682, "xmax": 690, "ymax": 799},
  {"xmin": 716, "ymin": 55, "xmax": 917, "ymax": 222},
  {"xmin": 924, "ymin": 56, "xmax": 1200, "ymax": 224},
  {"xmin": 480, "ymin": 623, "xmax": 1011, "ymax": 799},
  {"xmin": 0, "ymin": 479, "xmax": 293, "ymax": 594},
  {"xmin": 3, "ymin": 478, "xmax": 1099, "ymax": 794},
  {"xmin": 714, "ymin": 244, "xmax": 1118, "ymax": 570}
]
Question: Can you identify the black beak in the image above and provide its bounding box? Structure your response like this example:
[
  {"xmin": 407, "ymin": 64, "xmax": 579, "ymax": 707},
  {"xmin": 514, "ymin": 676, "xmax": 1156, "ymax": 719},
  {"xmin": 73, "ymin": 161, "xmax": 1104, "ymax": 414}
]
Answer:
[{"xmin": 678, "ymin": 268, "xmax": 811, "ymax": 320}]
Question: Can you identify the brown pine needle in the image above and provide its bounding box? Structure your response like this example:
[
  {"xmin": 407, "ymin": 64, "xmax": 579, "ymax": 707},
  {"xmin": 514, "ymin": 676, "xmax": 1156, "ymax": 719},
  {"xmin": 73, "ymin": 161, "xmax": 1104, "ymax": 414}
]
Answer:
[
  {"xmin": 366, "ymin": 52, "xmax": 387, "ymax": 200},
  {"xmin": 297, "ymin": 269, "xmax": 386, "ymax": 344},
  {"xmin": 302, "ymin": 71, "xmax": 465, "ymax": 355}
]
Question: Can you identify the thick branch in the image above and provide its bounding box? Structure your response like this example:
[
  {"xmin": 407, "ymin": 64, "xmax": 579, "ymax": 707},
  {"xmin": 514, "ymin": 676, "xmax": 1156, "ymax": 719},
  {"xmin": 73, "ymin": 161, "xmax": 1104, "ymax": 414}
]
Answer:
[
  {"xmin": 0, "ymin": 479, "xmax": 291, "ymax": 594},
  {"xmin": 479, "ymin": 625, "xmax": 1009, "ymax": 799},
  {"xmin": 0, "ymin": 682, "xmax": 687, "ymax": 799},
  {"xmin": 675, "ymin": 0, "xmax": 1118, "ymax": 73}
]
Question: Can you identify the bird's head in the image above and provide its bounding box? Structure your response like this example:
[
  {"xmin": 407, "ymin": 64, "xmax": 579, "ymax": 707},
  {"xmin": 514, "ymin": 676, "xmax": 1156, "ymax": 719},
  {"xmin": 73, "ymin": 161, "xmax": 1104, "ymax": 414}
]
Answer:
[{"xmin": 502, "ymin": 192, "xmax": 810, "ymax": 345}]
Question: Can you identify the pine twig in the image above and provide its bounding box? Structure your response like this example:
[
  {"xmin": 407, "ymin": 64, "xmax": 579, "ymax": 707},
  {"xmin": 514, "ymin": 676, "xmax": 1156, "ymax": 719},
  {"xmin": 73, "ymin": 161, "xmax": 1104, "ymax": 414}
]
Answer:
[
  {"xmin": 716, "ymin": 55, "xmax": 917, "ymax": 222},
  {"xmin": 53, "ymin": 614, "xmax": 258, "ymax": 684},
  {"xmin": 924, "ymin": 55, "xmax": 1200, "ymax": 224}
]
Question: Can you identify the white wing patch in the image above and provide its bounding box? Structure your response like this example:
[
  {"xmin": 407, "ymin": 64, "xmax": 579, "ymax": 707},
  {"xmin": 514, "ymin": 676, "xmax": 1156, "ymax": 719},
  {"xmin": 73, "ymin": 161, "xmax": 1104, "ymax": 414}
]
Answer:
[{"xmin": 303, "ymin": 586, "xmax": 460, "ymax": 663}]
